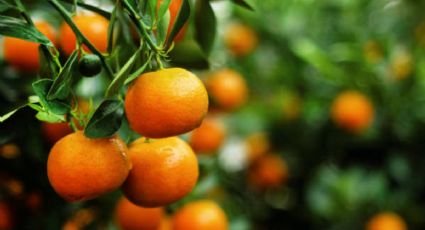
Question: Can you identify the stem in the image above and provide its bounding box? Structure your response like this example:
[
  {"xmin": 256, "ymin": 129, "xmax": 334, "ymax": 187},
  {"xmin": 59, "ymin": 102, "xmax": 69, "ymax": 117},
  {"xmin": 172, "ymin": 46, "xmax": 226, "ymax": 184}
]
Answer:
[
  {"xmin": 107, "ymin": 2, "xmax": 119, "ymax": 54},
  {"xmin": 75, "ymin": 0, "xmax": 112, "ymax": 19},
  {"xmin": 47, "ymin": 0, "xmax": 115, "ymax": 79},
  {"xmin": 156, "ymin": 55, "xmax": 164, "ymax": 69},
  {"xmin": 121, "ymin": 0, "xmax": 160, "ymax": 52}
]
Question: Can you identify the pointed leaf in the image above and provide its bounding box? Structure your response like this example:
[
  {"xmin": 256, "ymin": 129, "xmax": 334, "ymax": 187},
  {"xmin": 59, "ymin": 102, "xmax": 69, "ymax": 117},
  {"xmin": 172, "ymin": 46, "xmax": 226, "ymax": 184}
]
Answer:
[
  {"xmin": 194, "ymin": 0, "xmax": 216, "ymax": 55},
  {"xmin": 0, "ymin": 15, "xmax": 53, "ymax": 46},
  {"xmin": 0, "ymin": 0, "xmax": 16, "ymax": 12},
  {"xmin": 84, "ymin": 99, "xmax": 123, "ymax": 138},
  {"xmin": 232, "ymin": 0, "xmax": 254, "ymax": 11},
  {"xmin": 47, "ymin": 50, "xmax": 79, "ymax": 100},
  {"xmin": 167, "ymin": 0, "xmax": 190, "ymax": 45}
]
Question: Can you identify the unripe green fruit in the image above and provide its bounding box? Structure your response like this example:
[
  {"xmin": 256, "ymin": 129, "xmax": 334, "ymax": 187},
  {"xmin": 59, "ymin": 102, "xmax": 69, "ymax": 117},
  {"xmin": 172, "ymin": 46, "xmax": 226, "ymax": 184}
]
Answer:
[{"xmin": 79, "ymin": 54, "xmax": 102, "ymax": 77}]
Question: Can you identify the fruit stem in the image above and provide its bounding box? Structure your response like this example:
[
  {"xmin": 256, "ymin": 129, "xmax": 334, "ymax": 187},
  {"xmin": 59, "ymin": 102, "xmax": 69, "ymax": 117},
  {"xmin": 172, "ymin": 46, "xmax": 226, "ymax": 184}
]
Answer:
[
  {"xmin": 121, "ymin": 0, "xmax": 161, "ymax": 52},
  {"xmin": 47, "ymin": 0, "xmax": 115, "ymax": 79}
]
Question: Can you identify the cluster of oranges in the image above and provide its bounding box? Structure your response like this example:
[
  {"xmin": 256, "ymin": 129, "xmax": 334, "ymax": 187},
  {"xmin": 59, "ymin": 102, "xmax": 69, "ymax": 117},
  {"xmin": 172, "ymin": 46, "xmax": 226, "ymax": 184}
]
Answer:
[{"xmin": 1, "ymin": 2, "xmax": 232, "ymax": 229}]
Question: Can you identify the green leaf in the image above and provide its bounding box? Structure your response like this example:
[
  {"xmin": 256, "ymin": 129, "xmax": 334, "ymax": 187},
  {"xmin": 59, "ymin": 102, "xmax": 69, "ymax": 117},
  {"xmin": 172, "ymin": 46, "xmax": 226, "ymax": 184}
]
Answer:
[
  {"xmin": 39, "ymin": 45, "xmax": 61, "ymax": 78},
  {"xmin": 157, "ymin": 10, "xmax": 170, "ymax": 45},
  {"xmin": 157, "ymin": 0, "xmax": 171, "ymax": 23},
  {"xmin": 0, "ymin": 15, "xmax": 53, "ymax": 46},
  {"xmin": 47, "ymin": 50, "xmax": 79, "ymax": 100},
  {"xmin": 124, "ymin": 54, "xmax": 153, "ymax": 85},
  {"xmin": 84, "ymin": 99, "xmax": 124, "ymax": 138},
  {"xmin": 194, "ymin": 0, "xmax": 217, "ymax": 55},
  {"xmin": 105, "ymin": 47, "xmax": 142, "ymax": 98},
  {"xmin": 0, "ymin": 0, "xmax": 16, "ymax": 12},
  {"xmin": 148, "ymin": 0, "xmax": 158, "ymax": 26},
  {"xmin": 169, "ymin": 40, "xmax": 209, "ymax": 69},
  {"xmin": 167, "ymin": 0, "xmax": 191, "ymax": 44},
  {"xmin": 67, "ymin": 0, "xmax": 112, "ymax": 19},
  {"xmin": 0, "ymin": 104, "xmax": 28, "ymax": 122},
  {"xmin": 32, "ymin": 79, "xmax": 70, "ymax": 115},
  {"xmin": 35, "ymin": 111, "xmax": 65, "ymax": 123},
  {"xmin": 231, "ymin": 0, "xmax": 254, "ymax": 11}
]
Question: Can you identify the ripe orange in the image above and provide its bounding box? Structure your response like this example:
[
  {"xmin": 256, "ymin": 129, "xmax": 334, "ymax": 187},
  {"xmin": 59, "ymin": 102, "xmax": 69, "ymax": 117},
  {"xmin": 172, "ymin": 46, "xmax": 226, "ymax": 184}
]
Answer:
[
  {"xmin": 206, "ymin": 69, "xmax": 248, "ymax": 111},
  {"xmin": 158, "ymin": 0, "xmax": 187, "ymax": 42},
  {"xmin": 159, "ymin": 216, "xmax": 172, "ymax": 230},
  {"xmin": 3, "ymin": 20, "xmax": 56, "ymax": 72},
  {"xmin": 331, "ymin": 90, "xmax": 374, "ymax": 133},
  {"xmin": 125, "ymin": 68, "xmax": 208, "ymax": 138},
  {"xmin": 47, "ymin": 131, "xmax": 131, "ymax": 202},
  {"xmin": 172, "ymin": 200, "xmax": 228, "ymax": 230},
  {"xmin": 189, "ymin": 117, "xmax": 225, "ymax": 154},
  {"xmin": 115, "ymin": 196, "xmax": 164, "ymax": 230},
  {"xmin": 0, "ymin": 202, "xmax": 13, "ymax": 230},
  {"xmin": 122, "ymin": 137, "xmax": 198, "ymax": 207},
  {"xmin": 366, "ymin": 212, "xmax": 407, "ymax": 230},
  {"xmin": 59, "ymin": 14, "xmax": 109, "ymax": 56},
  {"xmin": 245, "ymin": 132, "xmax": 270, "ymax": 163},
  {"xmin": 224, "ymin": 23, "xmax": 258, "ymax": 57},
  {"xmin": 248, "ymin": 154, "xmax": 288, "ymax": 189}
]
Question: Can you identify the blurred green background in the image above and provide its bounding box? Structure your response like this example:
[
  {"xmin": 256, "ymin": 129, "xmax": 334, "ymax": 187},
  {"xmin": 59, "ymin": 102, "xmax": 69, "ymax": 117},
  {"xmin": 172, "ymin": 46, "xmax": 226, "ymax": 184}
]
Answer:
[{"xmin": 1, "ymin": 0, "xmax": 425, "ymax": 229}]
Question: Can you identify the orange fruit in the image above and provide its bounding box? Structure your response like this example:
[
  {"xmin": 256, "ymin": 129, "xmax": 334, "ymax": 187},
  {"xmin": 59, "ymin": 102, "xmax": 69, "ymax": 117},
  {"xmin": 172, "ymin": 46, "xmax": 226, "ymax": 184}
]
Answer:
[
  {"xmin": 224, "ymin": 23, "xmax": 258, "ymax": 57},
  {"xmin": 122, "ymin": 137, "xmax": 198, "ymax": 207},
  {"xmin": 206, "ymin": 69, "xmax": 248, "ymax": 111},
  {"xmin": 3, "ymin": 20, "xmax": 56, "ymax": 72},
  {"xmin": 125, "ymin": 68, "xmax": 208, "ymax": 138},
  {"xmin": 115, "ymin": 196, "xmax": 164, "ymax": 230},
  {"xmin": 245, "ymin": 132, "xmax": 270, "ymax": 163},
  {"xmin": 331, "ymin": 90, "xmax": 374, "ymax": 133},
  {"xmin": 158, "ymin": 0, "xmax": 187, "ymax": 42},
  {"xmin": 159, "ymin": 216, "xmax": 172, "ymax": 230},
  {"xmin": 0, "ymin": 144, "xmax": 21, "ymax": 159},
  {"xmin": 59, "ymin": 14, "xmax": 109, "ymax": 56},
  {"xmin": 0, "ymin": 202, "xmax": 13, "ymax": 230},
  {"xmin": 366, "ymin": 212, "xmax": 407, "ymax": 230},
  {"xmin": 172, "ymin": 200, "xmax": 228, "ymax": 230},
  {"xmin": 248, "ymin": 154, "xmax": 288, "ymax": 189},
  {"xmin": 189, "ymin": 117, "xmax": 225, "ymax": 154},
  {"xmin": 47, "ymin": 131, "xmax": 131, "ymax": 202}
]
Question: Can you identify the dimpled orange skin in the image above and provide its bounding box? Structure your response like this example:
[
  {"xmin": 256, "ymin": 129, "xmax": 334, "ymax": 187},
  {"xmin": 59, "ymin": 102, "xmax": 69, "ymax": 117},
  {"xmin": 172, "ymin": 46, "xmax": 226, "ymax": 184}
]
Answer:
[
  {"xmin": 249, "ymin": 154, "xmax": 288, "ymax": 189},
  {"xmin": 4, "ymin": 21, "xmax": 56, "ymax": 72},
  {"xmin": 190, "ymin": 117, "xmax": 225, "ymax": 154},
  {"xmin": 115, "ymin": 196, "xmax": 163, "ymax": 230},
  {"xmin": 224, "ymin": 23, "xmax": 258, "ymax": 57},
  {"xmin": 366, "ymin": 212, "xmax": 407, "ymax": 230},
  {"xmin": 59, "ymin": 14, "xmax": 109, "ymax": 56},
  {"xmin": 206, "ymin": 69, "xmax": 248, "ymax": 111},
  {"xmin": 125, "ymin": 68, "xmax": 208, "ymax": 138},
  {"xmin": 47, "ymin": 131, "xmax": 131, "ymax": 202},
  {"xmin": 331, "ymin": 90, "xmax": 374, "ymax": 133},
  {"xmin": 172, "ymin": 200, "xmax": 228, "ymax": 230},
  {"xmin": 122, "ymin": 137, "xmax": 199, "ymax": 207}
]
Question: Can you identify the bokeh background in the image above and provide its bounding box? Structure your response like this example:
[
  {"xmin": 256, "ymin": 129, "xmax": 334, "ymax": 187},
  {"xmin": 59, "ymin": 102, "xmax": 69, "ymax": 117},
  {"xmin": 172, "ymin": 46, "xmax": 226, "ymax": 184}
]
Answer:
[{"xmin": 1, "ymin": 0, "xmax": 425, "ymax": 229}]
